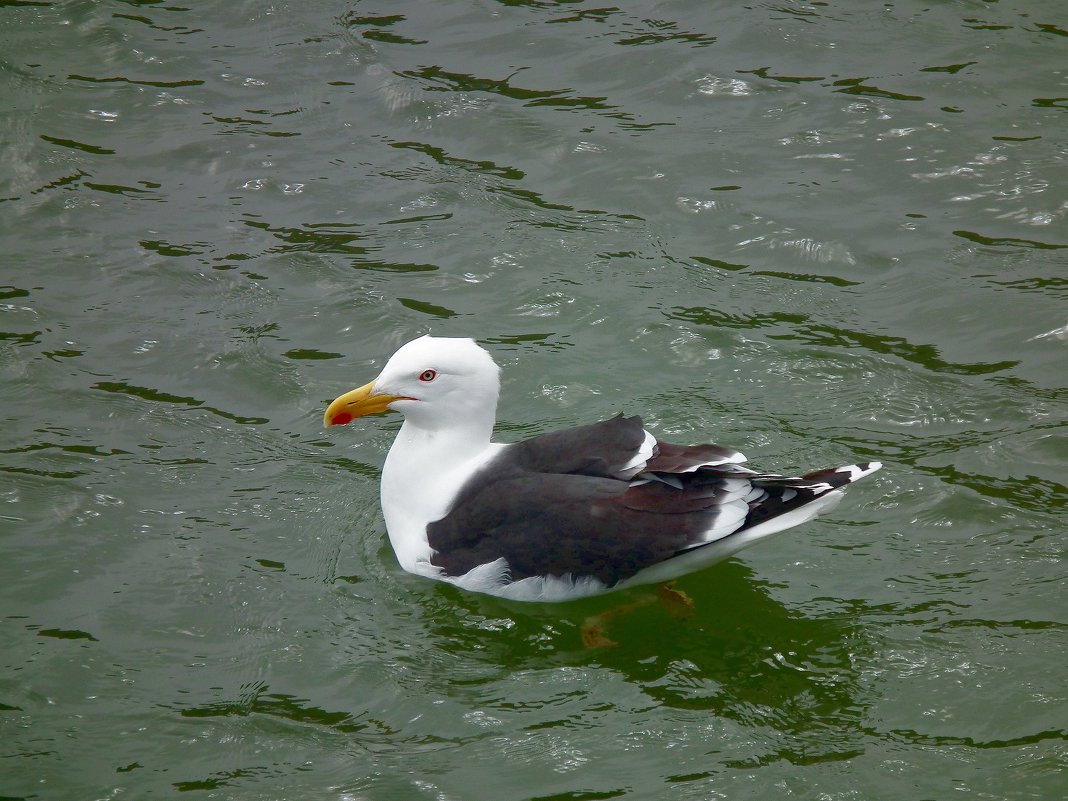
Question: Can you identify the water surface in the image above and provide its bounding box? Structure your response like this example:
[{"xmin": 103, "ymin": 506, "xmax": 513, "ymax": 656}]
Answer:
[{"xmin": 2, "ymin": 1, "xmax": 1066, "ymax": 799}]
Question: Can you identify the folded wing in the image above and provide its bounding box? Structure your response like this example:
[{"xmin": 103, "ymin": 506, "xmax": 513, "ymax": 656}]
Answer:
[{"xmin": 426, "ymin": 414, "xmax": 880, "ymax": 587}]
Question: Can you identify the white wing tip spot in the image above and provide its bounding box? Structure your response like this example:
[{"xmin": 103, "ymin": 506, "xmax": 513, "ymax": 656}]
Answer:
[{"xmin": 836, "ymin": 462, "xmax": 883, "ymax": 482}]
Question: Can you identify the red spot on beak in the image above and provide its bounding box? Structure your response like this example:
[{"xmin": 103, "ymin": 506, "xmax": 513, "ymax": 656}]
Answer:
[{"xmin": 331, "ymin": 412, "xmax": 353, "ymax": 426}]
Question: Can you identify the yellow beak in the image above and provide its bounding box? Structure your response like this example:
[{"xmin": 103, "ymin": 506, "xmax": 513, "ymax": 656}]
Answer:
[{"xmin": 323, "ymin": 379, "xmax": 409, "ymax": 426}]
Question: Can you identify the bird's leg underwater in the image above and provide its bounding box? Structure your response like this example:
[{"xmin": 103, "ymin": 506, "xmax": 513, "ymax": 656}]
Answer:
[
  {"xmin": 581, "ymin": 595, "xmax": 656, "ymax": 648},
  {"xmin": 580, "ymin": 582, "xmax": 695, "ymax": 648},
  {"xmin": 655, "ymin": 581, "xmax": 695, "ymax": 620}
]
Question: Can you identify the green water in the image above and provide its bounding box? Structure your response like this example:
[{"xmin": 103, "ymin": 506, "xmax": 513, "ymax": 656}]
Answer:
[{"xmin": 2, "ymin": 1, "xmax": 1065, "ymax": 799}]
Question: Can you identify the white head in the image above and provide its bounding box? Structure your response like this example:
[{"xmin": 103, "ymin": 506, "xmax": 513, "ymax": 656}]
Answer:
[{"xmin": 324, "ymin": 335, "xmax": 501, "ymax": 433}]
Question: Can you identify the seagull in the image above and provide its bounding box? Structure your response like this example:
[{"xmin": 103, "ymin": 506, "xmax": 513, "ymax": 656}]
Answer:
[{"xmin": 324, "ymin": 335, "xmax": 881, "ymax": 604}]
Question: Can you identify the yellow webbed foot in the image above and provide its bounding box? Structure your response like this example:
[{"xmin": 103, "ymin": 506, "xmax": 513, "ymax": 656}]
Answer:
[{"xmin": 656, "ymin": 581, "xmax": 695, "ymax": 620}]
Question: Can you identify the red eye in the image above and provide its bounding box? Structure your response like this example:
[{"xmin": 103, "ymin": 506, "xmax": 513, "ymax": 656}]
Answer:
[{"xmin": 419, "ymin": 369, "xmax": 437, "ymax": 382}]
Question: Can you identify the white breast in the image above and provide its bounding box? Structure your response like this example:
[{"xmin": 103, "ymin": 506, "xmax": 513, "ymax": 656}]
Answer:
[{"xmin": 380, "ymin": 426, "xmax": 507, "ymax": 574}]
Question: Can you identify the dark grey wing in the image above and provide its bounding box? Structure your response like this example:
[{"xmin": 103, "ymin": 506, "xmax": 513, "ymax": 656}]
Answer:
[
  {"xmin": 427, "ymin": 416, "xmax": 758, "ymax": 584},
  {"xmin": 426, "ymin": 470, "xmax": 730, "ymax": 586},
  {"xmin": 644, "ymin": 439, "xmax": 745, "ymax": 472},
  {"xmin": 425, "ymin": 415, "xmax": 879, "ymax": 586},
  {"xmin": 506, "ymin": 413, "xmax": 748, "ymax": 480},
  {"xmin": 509, "ymin": 414, "xmax": 649, "ymax": 479}
]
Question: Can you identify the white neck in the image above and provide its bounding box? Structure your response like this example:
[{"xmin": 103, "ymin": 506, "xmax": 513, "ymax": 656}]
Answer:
[{"xmin": 388, "ymin": 415, "xmax": 494, "ymax": 472}]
